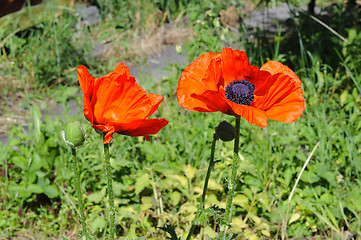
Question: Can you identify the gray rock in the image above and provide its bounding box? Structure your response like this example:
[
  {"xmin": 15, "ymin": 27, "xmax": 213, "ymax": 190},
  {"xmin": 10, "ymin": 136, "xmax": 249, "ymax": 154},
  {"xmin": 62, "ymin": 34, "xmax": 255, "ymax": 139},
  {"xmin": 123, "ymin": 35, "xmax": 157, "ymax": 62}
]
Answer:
[{"xmin": 76, "ymin": 5, "xmax": 100, "ymax": 27}]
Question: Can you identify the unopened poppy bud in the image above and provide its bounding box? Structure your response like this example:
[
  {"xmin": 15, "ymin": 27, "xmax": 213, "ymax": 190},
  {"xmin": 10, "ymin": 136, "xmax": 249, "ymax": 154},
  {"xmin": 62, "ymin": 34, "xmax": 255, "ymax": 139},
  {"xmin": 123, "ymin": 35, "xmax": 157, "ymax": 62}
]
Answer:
[
  {"xmin": 61, "ymin": 121, "xmax": 85, "ymax": 148},
  {"xmin": 215, "ymin": 121, "xmax": 235, "ymax": 141}
]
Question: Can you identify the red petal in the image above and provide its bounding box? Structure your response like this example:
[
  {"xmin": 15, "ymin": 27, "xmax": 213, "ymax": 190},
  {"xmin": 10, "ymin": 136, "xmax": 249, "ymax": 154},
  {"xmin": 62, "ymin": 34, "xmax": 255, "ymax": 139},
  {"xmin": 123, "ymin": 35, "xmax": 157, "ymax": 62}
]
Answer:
[
  {"xmin": 92, "ymin": 72, "xmax": 152, "ymax": 125},
  {"xmin": 227, "ymin": 100, "xmax": 268, "ymax": 127},
  {"xmin": 221, "ymin": 48, "xmax": 259, "ymax": 86},
  {"xmin": 191, "ymin": 90, "xmax": 268, "ymax": 127},
  {"xmin": 260, "ymin": 61, "xmax": 301, "ymax": 85},
  {"xmin": 92, "ymin": 124, "xmax": 115, "ymax": 144},
  {"xmin": 113, "ymin": 118, "xmax": 169, "ymax": 139},
  {"xmin": 253, "ymin": 73, "xmax": 305, "ymax": 123},
  {"xmin": 191, "ymin": 91, "xmax": 236, "ymax": 115},
  {"xmin": 114, "ymin": 62, "xmax": 132, "ymax": 78},
  {"xmin": 177, "ymin": 52, "xmax": 221, "ymax": 111},
  {"xmin": 147, "ymin": 93, "xmax": 164, "ymax": 117},
  {"xmin": 77, "ymin": 65, "xmax": 95, "ymax": 123}
]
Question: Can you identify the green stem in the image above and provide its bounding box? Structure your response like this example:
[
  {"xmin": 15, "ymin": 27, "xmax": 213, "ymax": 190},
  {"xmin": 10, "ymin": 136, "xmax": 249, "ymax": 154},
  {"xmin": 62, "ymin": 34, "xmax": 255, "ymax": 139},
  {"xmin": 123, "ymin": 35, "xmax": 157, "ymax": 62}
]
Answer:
[
  {"xmin": 71, "ymin": 148, "xmax": 89, "ymax": 239},
  {"xmin": 103, "ymin": 134, "xmax": 115, "ymax": 240},
  {"xmin": 186, "ymin": 133, "xmax": 218, "ymax": 240},
  {"xmin": 217, "ymin": 116, "xmax": 241, "ymax": 240}
]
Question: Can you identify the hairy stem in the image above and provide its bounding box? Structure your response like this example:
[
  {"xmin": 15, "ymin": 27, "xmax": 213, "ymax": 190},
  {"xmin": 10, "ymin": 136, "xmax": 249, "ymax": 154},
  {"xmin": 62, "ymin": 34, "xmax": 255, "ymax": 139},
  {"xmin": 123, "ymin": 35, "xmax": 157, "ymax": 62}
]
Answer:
[
  {"xmin": 71, "ymin": 148, "xmax": 89, "ymax": 239},
  {"xmin": 103, "ymin": 135, "xmax": 115, "ymax": 240},
  {"xmin": 186, "ymin": 133, "xmax": 218, "ymax": 240},
  {"xmin": 217, "ymin": 116, "xmax": 241, "ymax": 239}
]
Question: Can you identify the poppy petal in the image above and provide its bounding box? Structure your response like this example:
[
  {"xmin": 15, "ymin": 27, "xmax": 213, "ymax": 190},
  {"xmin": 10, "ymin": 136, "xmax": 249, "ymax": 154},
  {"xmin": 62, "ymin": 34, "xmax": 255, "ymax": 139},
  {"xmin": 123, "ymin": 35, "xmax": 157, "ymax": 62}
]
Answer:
[
  {"xmin": 191, "ymin": 91, "xmax": 235, "ymax": 115},
  {"xmin": 92, "ymin": 124, "xmax": 115, "ymax": 144},
  {"xmin": 113, "ymin": 118, "xmax": 169, "ymax": 140},
  {"xmin": 77, "ymin": 65, "xmax": 95, "ymax": 123},
  {"xmin": 92, "ymin": 73, "xmax": 152, "ymax": 124},
  {"xmin": 227, "ymin": 100, "xmax": 268, "ymax": 127},
  {"xmin": 147, "ymin": 93, "xmax": 164, "ymax": 117},
  {"xmin": 177, "ymin": 52, "xmax": 221, "ymax": 111},
  {"xmin": 79, "ymin": 63, "xmax": 168, "ymax": 141},
  {"xmin": 221, "ymin": 48, "xmax": 259, "ymax": 86},
  {"xmin": 113, "ymin": 62, "xmax": 132, "ymax": 78},
  {"xmin": 192, "ymin": 90, "xmax": 268, "ymax": 127},
  {"xmin": 260, "ymin": 61, "xmax": 301, "ymax": 85},
  {"xmin": 253, "ymin": 73, "xmax": 305, "ymax": 123}
]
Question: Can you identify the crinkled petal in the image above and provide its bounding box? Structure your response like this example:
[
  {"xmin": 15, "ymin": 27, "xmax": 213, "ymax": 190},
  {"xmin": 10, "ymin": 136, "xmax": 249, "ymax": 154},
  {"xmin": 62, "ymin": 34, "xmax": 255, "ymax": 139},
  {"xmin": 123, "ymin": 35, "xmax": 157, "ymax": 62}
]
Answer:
[
  {"xmin": 227, "ymin": 100, "xmax": 268, "ymax": 127},
  {"xmin": 77, "ymin": 65, "xmax": 95, "ymax": 123},
  {"xmin": 177, "ymin": 52, "xmax": 221, "ymax": 111},
  {"xmin": 261, "ymin": 61, "xmax": 301, "ymax": 85},
  {"xmin": 147, "ymin": 93, "xmax": 164, "ymax": 117},
  {"xmin": 113, "ymin": 62, "xmax": 132, "ymax": 78},
  {"xmin": 221, "ymin": 47, "xmax": 259, "ymax": 86},
  {"xmin": 92, "ymin": 72, "xmax": 152, "ymax": 124},
  {"xmin": 113, "ymin": 118, "xmax": 169, "ymax": 140},
  {"xmin": 191, "ymin": 91, "xmax": 235, "ymax": 115},
  {"xmin": 253, "ymin": 73, "xmax": 305, "ymax": 123},
  {"xmin": 191, "ymin": 90, "xmax": 268, "ymax": 127},
  {"xmin": 92, "ymin": 124, "xmax": 115, "ymax": 144}
]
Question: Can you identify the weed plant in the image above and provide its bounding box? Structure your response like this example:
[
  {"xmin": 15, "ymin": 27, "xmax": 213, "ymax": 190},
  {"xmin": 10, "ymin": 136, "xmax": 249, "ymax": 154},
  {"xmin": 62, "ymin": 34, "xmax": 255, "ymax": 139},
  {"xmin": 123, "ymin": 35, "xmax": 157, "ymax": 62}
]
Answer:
[{"xmin": 0, "ymin": 0, "xmax": 360, "ymax": 239}]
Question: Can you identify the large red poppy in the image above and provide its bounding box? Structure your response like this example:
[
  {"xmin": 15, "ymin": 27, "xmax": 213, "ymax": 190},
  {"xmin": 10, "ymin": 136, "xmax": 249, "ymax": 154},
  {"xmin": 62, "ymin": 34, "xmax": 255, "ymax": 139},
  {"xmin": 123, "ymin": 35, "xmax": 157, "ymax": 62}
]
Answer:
[
  {"xmin": 177, "ymin": 47, "xmax": 305, "ymax": 127},
  {"xmin": 77, "ymin": 63, "xmax": 169, "ymax": 144}
]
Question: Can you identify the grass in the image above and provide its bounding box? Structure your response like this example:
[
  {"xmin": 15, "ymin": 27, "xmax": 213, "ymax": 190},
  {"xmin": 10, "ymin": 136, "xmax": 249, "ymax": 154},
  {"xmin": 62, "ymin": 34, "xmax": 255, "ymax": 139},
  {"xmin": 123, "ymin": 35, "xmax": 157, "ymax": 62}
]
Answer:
[{"xmin": 0, "ymin": 0, "xmax": 360, "ymax": 239}]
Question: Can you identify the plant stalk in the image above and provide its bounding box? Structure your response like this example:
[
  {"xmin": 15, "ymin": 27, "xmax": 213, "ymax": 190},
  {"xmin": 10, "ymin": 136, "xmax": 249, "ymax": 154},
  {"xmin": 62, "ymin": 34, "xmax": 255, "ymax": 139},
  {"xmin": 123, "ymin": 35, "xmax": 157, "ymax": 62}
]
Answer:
[
  {"xmin": 71, "ymin": 148, "xmax": 89, "ymax": 239},
  {"xmin": 186, "ymin": 133, "xmax": 218, "ymax": 240},
  {"xmin": 103, "ymin": 134, "xmax": 116, "ymax": 240},
  {"xmin": 217, "ymin": 116, "xmax": 241, "ymax": 240}
]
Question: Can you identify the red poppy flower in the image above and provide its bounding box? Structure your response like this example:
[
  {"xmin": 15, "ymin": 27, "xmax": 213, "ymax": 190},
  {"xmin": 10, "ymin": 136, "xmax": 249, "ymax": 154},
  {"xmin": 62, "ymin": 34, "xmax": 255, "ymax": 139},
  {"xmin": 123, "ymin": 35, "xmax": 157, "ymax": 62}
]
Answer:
[
  {"xmin": 177, "ymin": 47, "xmax": 305, "ymax": 127},
  {"xmin": 77, "ymin": 63, "xmax": 169, "ymax": 144}
]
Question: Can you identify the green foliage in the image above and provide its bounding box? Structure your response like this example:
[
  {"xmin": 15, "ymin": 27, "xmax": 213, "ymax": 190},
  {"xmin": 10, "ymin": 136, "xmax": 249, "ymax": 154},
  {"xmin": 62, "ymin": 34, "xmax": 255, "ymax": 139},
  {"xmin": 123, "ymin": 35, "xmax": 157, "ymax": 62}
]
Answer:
[
  {"xmin": 0, "ymin": 1, "xmax": 95, "ymax": 89},
  {"xmin": 0, "ymin": 0, "xmax": 361, "ymax": 239},
  {"xmin": 159, "ymin": 224, "xmax": 180, "ymax": 240}
]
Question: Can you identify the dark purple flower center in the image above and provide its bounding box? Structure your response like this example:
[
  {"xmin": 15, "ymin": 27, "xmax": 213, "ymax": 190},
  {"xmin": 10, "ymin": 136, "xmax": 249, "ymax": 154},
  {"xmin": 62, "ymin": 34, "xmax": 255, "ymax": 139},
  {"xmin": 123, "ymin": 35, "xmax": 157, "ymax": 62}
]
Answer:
[{"xmin": 224, "ymin": 79, "xmax": 255, "ymax": 105}]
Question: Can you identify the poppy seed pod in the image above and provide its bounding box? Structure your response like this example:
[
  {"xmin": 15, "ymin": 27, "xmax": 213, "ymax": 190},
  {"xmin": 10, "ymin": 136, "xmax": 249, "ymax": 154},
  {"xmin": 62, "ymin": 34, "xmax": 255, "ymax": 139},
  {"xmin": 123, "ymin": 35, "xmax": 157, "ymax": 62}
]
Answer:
[
  {"xmin": 215, "ymin": 121, "xmax": 235, "ymax": 141},
  {"xmin": 61, "ymin": 121, "xmax": 85, "ymax": 148}
]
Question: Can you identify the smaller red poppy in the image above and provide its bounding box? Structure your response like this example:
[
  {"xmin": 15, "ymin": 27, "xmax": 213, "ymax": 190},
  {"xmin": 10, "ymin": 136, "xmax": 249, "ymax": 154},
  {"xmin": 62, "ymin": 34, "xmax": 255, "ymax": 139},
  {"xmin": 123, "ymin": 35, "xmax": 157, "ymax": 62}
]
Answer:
[
  {"xmin": 177, "ymin": 48, "xmax": 305, "ymax": 127},
  {"xmin": 77, "ymin": 63, "xmax": 169, "ymax": 144}
]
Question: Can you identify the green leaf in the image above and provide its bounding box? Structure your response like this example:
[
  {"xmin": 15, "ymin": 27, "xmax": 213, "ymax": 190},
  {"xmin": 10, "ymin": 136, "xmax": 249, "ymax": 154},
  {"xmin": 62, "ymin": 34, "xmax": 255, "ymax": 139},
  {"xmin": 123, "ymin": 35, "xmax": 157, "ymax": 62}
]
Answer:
[
  {"xmin": 62, "ymin": 86, "xmax": 79, "ymax": 100},
  {"xmin": 19, "ymin": 188, "xmax": 32, "ymax": 198},
  {"xmin": 301, "ymin": 170, "xmax": 320, "ymax": 184},
  {"xmin": 89, "ymin": 215, "xmax": 107, "ymax": 231},
  {"xmin": 283, "ymin": 167, "xmax": 294, "ymax": 187},
  {"xmin": 204, "ymin": 225, "xmax": 217, "ymax": 239},
  {"xmin": 233, "ymin": 194, "xmax": 249, "ymax": 207},
  {"xmin": 30, "ymin": 104, "xmax": 42, "ymax": 142},
  {"xmin": 288, "ymin": 212, "xmax": 301, "ymax": 224},
  {"xmin": 159, "ymin": 224, "xmax": 180, "ymax": 240},
  {"xmin": 27, "ymin": 171, "xmax": 37, "ymax": 184},
  {"xmin": 46, "ymin": 136, "xmax": 57, "ymax": 148},
  {"xmin": 113, "ymin": 181, "xmax": 127, "ymax": 196},
  {"xmin": 27, "ymin": 184, "xmax": 43, "ymax": 194},
  {"xmin": 43, "ymin": 185, "xmax": 59, "ymax": 198},
  {"xmin": 30, "ymin": 154, "xmax": 42, "ymax": 171},
  {"xmin": 244, "ymin": 174, "xmax": 262, "ymax": 190},
  {"xmin": 135, "ymin": 173, "xmax": 150, "ymax": 195},
  {"xmin": 140, "ymin": 196, "xmax": 153, "ymax": 211},
  {"xmin": 183, "ymin": 165, "xmax": 197, "ymax": 180},
  {"xmin": 169, "ymin": 191, "xmax": 181, "ymax": 206},
  {"xmin": 36, "ymin": 171, "xmax": 47, "ymax": 178},
  {"xmin": 88, "ymin": 190, "xmax": 105, "ymax": 203},
  {"xmin": 340, "ymin": 90, "xmax": 349, "ymax": 106},
  {"xmin": 12, "ymin": 156, "xmax": 28, "ymax": 170}
]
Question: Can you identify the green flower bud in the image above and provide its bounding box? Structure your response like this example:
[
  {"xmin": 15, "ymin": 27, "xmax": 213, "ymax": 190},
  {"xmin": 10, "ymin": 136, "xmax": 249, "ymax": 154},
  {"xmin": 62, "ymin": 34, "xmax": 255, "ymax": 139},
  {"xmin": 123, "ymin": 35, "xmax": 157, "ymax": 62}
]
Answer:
[
  {"xmin": 215, "ymin": 121, "xmax": 235, "ymax": 142},
  {"xmin": 61, "ymin": 121, "xmax": 85, "ymax": 148}
]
